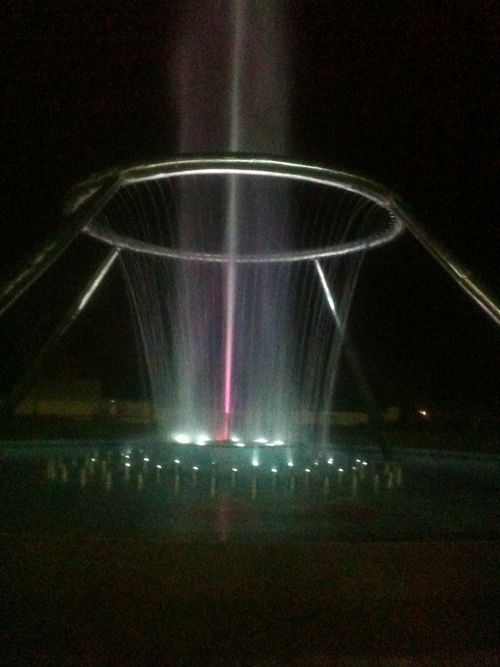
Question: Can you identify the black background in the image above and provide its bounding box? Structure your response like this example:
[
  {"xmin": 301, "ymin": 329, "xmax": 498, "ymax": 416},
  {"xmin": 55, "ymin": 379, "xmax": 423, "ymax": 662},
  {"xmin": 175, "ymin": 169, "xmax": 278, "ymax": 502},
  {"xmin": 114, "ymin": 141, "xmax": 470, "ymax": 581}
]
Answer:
[{"xmin": 2, "ymin": 0, "xmax": 499, "ymax": 409}]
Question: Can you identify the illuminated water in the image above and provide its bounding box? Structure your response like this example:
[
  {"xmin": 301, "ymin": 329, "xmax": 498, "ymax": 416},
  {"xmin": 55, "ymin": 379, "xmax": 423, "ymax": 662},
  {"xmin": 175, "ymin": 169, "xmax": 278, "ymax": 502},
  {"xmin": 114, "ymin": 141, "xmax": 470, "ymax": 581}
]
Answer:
[{"xmin": 100, "ymin": 2, "xmax": 391, "ymax": 445}]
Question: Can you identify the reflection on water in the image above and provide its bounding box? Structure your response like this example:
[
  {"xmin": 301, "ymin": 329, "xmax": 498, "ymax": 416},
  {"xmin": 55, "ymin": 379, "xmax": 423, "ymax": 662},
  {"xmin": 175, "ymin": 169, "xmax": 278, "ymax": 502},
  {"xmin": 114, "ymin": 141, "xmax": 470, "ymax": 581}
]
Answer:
[
  {"xmin": 43, "ymin": 448, "xmax": 401, "ymax": 503},
  {"xmin": 1, "ymin": 442, "xmax": 499, "ymax": 541}
]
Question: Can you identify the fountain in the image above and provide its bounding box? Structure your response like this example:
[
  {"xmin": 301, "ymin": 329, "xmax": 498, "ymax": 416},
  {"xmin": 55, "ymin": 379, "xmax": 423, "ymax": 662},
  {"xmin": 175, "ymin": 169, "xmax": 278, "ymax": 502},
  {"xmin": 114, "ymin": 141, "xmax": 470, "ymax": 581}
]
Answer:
[
  {"xmin": 2, "ymin": 6, "xmax": 499, "ymax": 663},
  {"xmin": 0, "ymin": 0, "xmax": 498, "ymax": 452}
]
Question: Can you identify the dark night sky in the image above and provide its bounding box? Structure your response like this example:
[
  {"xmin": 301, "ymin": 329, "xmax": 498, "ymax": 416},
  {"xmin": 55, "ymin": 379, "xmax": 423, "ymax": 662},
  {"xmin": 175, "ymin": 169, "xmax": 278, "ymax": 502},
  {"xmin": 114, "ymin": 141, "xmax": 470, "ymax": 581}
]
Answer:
[{"xmin": 1, "ymin": 0, "xmax": 499, "ymax": 409}]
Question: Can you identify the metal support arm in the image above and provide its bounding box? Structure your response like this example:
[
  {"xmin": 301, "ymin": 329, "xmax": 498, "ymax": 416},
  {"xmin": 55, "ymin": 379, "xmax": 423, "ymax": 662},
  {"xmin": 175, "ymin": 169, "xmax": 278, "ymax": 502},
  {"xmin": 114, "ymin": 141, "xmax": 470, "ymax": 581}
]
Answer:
[
  {"xmin": 1, "ymin": 249, "xmax": 120, "ymax": 418},
  {"xmin": 393, "ymin": 197, "xmax": 500, "ymax": 327},
  {"xmin": 0, "ymin": 172, "xmax": 121, "ymax": 318}
]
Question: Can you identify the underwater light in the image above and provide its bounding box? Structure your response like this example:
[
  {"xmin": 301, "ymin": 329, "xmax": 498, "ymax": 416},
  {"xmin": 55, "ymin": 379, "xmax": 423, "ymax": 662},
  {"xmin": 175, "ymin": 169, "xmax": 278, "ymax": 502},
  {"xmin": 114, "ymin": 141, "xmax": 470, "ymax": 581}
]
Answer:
[
  {"xmin": 327, "ymin": 458, "xmax": 334, "ymax": 465},
  {"xmin": 254, "ymin": 437, "xmax": 268, "ymax": 444},
  {"xmin": 173, "ymin": 433, "xmax": 191, "ymax": 444},
  {"xmin": 287, "ymin": 462, "xmax": 294, "ymax": 467},
  {"xmin": 174, "ymin": 459, "xmax": 180, "ymax": 464}
]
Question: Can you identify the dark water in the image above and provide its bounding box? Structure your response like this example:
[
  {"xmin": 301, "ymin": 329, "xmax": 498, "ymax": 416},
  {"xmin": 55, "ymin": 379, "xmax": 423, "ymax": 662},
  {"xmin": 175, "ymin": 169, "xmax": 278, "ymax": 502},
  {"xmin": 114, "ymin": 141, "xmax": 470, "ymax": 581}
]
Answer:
[{"xmin": 1, "ymin": 441, "xmax": 499, "ymax": 542}]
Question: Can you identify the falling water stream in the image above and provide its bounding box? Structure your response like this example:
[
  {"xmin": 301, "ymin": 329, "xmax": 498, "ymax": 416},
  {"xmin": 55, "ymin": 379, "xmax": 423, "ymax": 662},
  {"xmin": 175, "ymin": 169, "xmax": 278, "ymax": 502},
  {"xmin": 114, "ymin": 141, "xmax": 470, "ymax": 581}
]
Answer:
[{"xmin": 108, "ymin": 1, "xmax": 384, "ymax": 450}]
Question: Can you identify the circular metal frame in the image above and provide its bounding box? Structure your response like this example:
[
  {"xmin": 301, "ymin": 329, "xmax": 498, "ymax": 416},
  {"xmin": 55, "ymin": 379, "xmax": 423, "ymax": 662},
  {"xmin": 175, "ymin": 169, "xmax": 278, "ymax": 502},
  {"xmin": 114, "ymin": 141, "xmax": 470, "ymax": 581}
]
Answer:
[{"xmin": 74, "ymin": 156, "xmax": 405, "ymax": 264}]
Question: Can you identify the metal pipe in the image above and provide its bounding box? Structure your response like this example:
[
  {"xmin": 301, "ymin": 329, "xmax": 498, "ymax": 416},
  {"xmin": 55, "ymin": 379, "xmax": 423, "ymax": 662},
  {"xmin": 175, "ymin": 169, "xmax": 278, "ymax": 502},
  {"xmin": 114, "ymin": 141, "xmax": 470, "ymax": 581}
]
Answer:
[
  {"xmin": 314, "ymin": 259, "xmax": 393, "ymax": 460},
  {"xmin": 0, "ymin": 172, "xmax": 121, "ymax": 318},
  {"xmin": 1, "ymin": 248, "xmax": 120, "ymax": 417},
  {"xmin": 393, "ymin": 196, "xmax": 500, "ymax": 327}
]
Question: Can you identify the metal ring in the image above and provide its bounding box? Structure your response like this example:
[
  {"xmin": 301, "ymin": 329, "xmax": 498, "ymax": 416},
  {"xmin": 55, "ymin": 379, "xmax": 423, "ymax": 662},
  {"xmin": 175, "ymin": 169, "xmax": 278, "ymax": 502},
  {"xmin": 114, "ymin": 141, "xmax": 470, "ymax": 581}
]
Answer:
[{"xmin": 72, "ymin": 156, "xmax": 405, "ymax": 263}]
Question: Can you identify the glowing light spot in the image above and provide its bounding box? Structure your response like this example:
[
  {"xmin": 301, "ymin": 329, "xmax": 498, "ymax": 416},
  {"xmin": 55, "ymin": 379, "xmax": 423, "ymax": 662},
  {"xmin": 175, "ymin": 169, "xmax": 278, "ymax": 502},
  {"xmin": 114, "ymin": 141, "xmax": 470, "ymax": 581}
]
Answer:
[
  {"xmin": 254, "ymin": 437, "xmax": 268, "ymax": 444},
  {"xmin": 418, "ymin": 409, "xmax": 428, "ymax": 417},
  {"xmin": 235, "ymin": 442, "xmax": 246, "ymax": 447},
  {"xmin": 230, "ymin": 436, "xmax": 241, "ymax": 443},
  {"xmin": 252, "ymin": 461, "xmax": 259, "ymax": 467},
  {"xmin": 272, "ymin": 440, "xmax": 285, "ymax": 446},
  {"xmin": 173, "ymin": 433, "xmax": 191, "ymax": 444},
  {"xmin": 305, "ymin": 468, "xmax": 311, "ymax": 473},
  {"xmin": 156, "ymin": 464, "xmax": 162, "ymax": 469},
  {"xmin": 196, "ymin": 440, "xmax": 207, "ymax": 446},
  {"xmin": 125, "ymin": 462, "xmax": 131, "ymax": 468},
  {"xmin": 352, "ymin": 466, "xmax": 357, "ymax": 470},
  {"xmin": 314, "ymin": 461, "xmax": 319, "ymax": 466},
  {"xmin": 356, "ymin": 459, "xmax": 361, "ymax": 463},
  {"xmin": 174, "ymin": 459, "xmax": 180, "ymax": 464},
  {"xmin": 271, "ymin": 467, "xmax": 278, "ymax": 473},
  {"xmin": 287, "ymin": 462, "xmax": 294, "ymax": 467},
  {"xmin": 143, "ymin": 457, "xmax": 149, "ymax": 462},
  {"xmin": 327, "ymin": 458, "xmax": 334, "ymax": 465},
  {"xmin": 338, "ymin": 468, "xmax": 344, "ymax": 473},
  {"xmin": 362, "ymin": 461, "xmax": 368, "ymax": 466},
  {"xmin": 91, "ymin": 458, "xmax": 96, "ymax": 462},
  {"xmin": 231, "ymin": 467, "xmax": 238, "ymax": 472},
  {"xmin": 192, "ymin": 466, "xmax": 199, "ymax": 471}
]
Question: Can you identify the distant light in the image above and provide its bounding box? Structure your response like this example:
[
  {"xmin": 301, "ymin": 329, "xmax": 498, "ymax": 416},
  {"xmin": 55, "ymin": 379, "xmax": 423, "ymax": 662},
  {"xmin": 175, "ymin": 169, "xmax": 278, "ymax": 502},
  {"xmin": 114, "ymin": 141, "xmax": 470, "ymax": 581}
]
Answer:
[
  {"xmin": 287, "ymin": 462, "xmax": 294, "ymax": 467},
  {"xmin": 418, "ymin": 409, "xmax": 428, "ymax": 417},
  {"xmin": 352, "ymin": 466, "xmax": 357, "ymax": 470},
  {"xmin": 174, "ymin": 459, "xmax": 180, "ymax": 464},
  {"xmin": 314, "ymin": 461, "xmax": 319, "ymax": 466},
  {"xmin": 156, "ymin": 464, "xmax": 162, "ymax": 469},
  {"xmin": 327, "ymin": 458, "xmax": 334, "ymax": 465},
  {"xmin": 230, "ymin": 436, "xmax": 241, "ymax": 443},
  {"xmin": 91, "ymin": 458, "xmax": 96, "ymax": 462},
  {"xmin": 143, "ymin": 457, "xmax": 150, "ymax": 462},
  {"xmin": 193, "ymin": 466, "xmax": 199, "ymax": 471},
  {"xmin": 254, "ymin": 437, "xmax": 267, "ymax": 444},
  {"xmin": 272, "ymin": 440, "xmax": 285, "ymax": 446},
  {"xmin": 125, "ymin": 462, "xmax": 131, "ymax": 468},
  {"xmin": 173, "ymin": 433, "xmax": 191, "ymax": 444},
  {"xmin": 271, "ymin": 467, "xmax": 278, "ymax": 473},
  {"xmin": 231, "ymin": 467, "xmax": 238, "ymax": 472},
  {"xmin": 362, "ymin": 461, "xmax": 368, "ymax": 466},
  {"xmin": 124, "ymin": 455, "xmax": 130, "ymax": 459},
  {"xmin": 196, "ymin": 440, "xmax": 207, "ymax": 446},
  {"xmin": 235, "ymin": 442, "xmax": 246, "ymax": 447},
  {"xmin": 338, "ymin": 468, "xmax": 344, "ymax": 473},
  {"xmin": 356, "ymin": 459, "xmax": 361, "ymax": 463},
  {"xmin": 305, "ymin": 468, "xmax": 311, "ymax": 473},
  {"xmin": 252, "ymin": 461, "xmax": 259, "ymax": 467}
]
